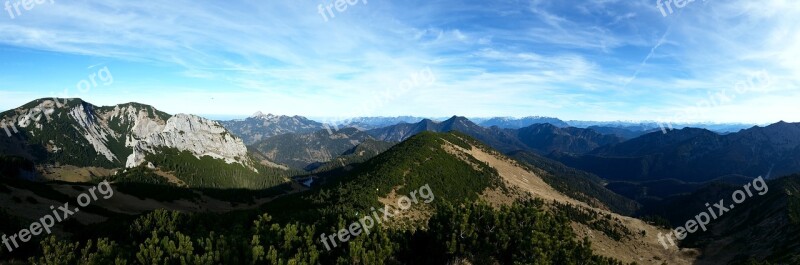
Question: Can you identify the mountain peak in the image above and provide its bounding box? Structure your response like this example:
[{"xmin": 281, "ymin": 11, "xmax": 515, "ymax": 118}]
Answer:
[
  {"xmin": 479, "ymin": 116, "xmax": 569, "ymax": 129},
  {"xmin": 447, "ymin": 115, "xmax": 470, "ymax": 121},
  {"xmin": 252, "ymin": 111, "xmax": 266, "ymax": 118},
  {"xmin": 251, "ymin": 111, "xmax": 276, "ymax": 119}
]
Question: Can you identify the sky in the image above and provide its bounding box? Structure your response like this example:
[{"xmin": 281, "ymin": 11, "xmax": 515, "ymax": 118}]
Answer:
[{"xmin": 0, "ymin": 0, "xmax": 798, "ymax": 123}]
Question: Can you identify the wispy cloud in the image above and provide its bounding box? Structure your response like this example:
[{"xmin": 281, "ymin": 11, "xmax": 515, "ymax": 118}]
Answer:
[{"xmin": 0, "ymin": 0, "xmax": 796, "ymax": 123}]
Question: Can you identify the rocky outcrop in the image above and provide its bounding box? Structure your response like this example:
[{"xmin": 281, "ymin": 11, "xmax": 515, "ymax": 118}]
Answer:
[
  {"xmin": 125, "ymin": 114, "xmax": 251, "ymax": 169},
  {"xmin": 0, "ymin": 98, "xmax": 253, "ymax": 170}
]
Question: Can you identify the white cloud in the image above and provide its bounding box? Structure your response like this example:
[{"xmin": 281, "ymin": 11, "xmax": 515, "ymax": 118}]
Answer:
[{"xmin": 0, "ymin": 0, "xmax": 796, "ymax": 123}]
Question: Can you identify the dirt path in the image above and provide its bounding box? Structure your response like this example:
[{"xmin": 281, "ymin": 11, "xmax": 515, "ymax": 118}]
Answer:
[{"xmin": 442, "ymin": 139, "xmax": 699, "ymax": 265}]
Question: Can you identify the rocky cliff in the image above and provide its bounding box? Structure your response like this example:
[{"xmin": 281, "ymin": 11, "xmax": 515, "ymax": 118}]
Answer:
[{"xmin": 0, "ymin": 98, "xmax": 252, "ymax": 170}]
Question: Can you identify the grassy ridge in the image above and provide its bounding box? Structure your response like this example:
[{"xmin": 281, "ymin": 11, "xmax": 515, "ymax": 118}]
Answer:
[{"xmin": 264, "ymin": 131, "xmax": 503, "ymax": 224}]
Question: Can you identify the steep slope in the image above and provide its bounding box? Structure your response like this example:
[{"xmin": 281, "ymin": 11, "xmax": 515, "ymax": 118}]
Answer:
[
  {"xmin": 643, "ymin": 175, "xmax": 800, "ymax": 264},
  {"xmin": 309, "ymin": 139, "xmax": 395, "ymax": 173},
  {"xmin": 508, "ymin": 150, "xmax": 640, "ymax": 215},
  {"xmin": 437, "ymin": 133, "xmax": 697, "ymax": 264},
  {"xmin": 0, "ymin": 98, "xmax": 274, "ymax": 188},
  {"xmin": 267, "ymin": 132, "xmax": 695, "ymax": 264},
  {"xmin": 262, "ymin": 131, "xmax": 505, "ymax": 225},
  {"xmin": 365, "ymin": 118, "xmax": 440, "ymax": 142},
  {"xmin": 1, "ymin": 99, "xmax": 138, "ymax": 167},
  {"xmin": 249, "ymin": 127, "xmax": 381, "ymax": 170},
  {"xmin": 125, "ymin": 113, "xmax": 251, "ymax": 169},
  {"xmin": 219, "ymin": 112, "xmax": 325, "ymax": 145},
  {"xmin": 0, "ymin": 139, "xmax": 624, "ymax": 265}
]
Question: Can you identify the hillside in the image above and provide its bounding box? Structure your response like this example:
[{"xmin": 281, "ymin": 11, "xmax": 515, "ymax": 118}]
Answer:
[
  {"xmin": 552, "ymin": 122, "xmax": 800, "ymax": 183},
  {"xmin": 308, "ymin": 139, "xmax": 395, "ymax": 174},
  {"xmin": 249, "ymin": 127, "xmax": 385, "ymax": 170},
  {"xmin": 508, "ymin": 150, "xmax": 640, "ymax": 215},
  {"xmin": 642, "ymin": 175, "xmax": 800, "ymax": 264},
  {"xmin": 262, "ymin": 131, "xmax": 504, "ymax": 223},
  {"xmin": 1, "ymin": 99, "xmax": 793, "ymax": 264},
  {"xmin": 0, "ymin": 98, "xmax": 287, "ymax": 188},
  {"xmin": 1, "ymin": 131, "xmax": 649, "ymax": 264},
  {"xmin": 513, "ymin": 124, "xmax": 623, "ymax": 154},
  {"xmin": 434, "ymin": 133, "xmax": 696, "ymax": 264},
  {"xmin": 264, "ymin": 132, "xmax": 696, "ymax": 264}
]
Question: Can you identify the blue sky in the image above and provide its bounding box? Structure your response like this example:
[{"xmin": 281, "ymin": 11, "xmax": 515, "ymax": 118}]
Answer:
[{"xmin": 0, "ymin": 0, "xmax": 797, "ymax": 123}]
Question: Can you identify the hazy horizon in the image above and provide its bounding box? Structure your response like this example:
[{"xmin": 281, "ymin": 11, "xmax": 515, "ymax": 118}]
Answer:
[
  {"xmin": 1, "ymin": 1, "xmax": 798, "ymax": 124},
  {"xmin": 0, "ymin": 96, "xmax": 791, "ymax": 125}
]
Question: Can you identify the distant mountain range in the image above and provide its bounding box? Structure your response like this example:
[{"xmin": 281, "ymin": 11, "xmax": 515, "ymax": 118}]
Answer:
[
  {"xmin": 248, "ymin": 127, "xmax": 383, "ymax": 170},
  {"xmin": 334, "ymin": 116, "xmax": 432, "ymax": 130},
  {"xmin": 477, "ymin": 116, "xmax": 570, "ymax": 128},
  {"xmin": 365, "ymin": 116, "xmax": 623, "ymax": 155},
  {"xmin": 219, "ymin": 112, "xmax": 325, "ymax": 145},
  {"xmin": 552, "ymin": 122, "xmax": 800, "ymax": 183},
  {"xmin": 337, "ymin": 115, "xmax": 800, "ymax": 191},
  {"xmin": 218, "ymin": 114, "xmax": 759, "ymax": 148},
  {"xmin": 113, "ymin": 109, "xmax": 797, "ymax": 186},
  {"xmin": 566, "ymin": 120, "xmax": 756, "ymax": 134}
]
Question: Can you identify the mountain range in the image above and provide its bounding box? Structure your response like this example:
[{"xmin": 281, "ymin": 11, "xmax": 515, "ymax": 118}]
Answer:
[
  {"xmin": 219, "ymin": 112, "xmax": 325, "ymax": 145},
  {"xmin": 552, "ymin": 122, "xmax": 800, "ymax": 183},
  {"xmin": 476, "ymin": 116, "xmax": 570, "ymax": 128},
  {"xmin": 1, "ymin": 98, "xmax": 799, "ymax": 264},
  {"xmin": 248, "ymin": 127, "xmax": 384, "ymax": 170},
  {"xmin": 365, "ymin": 116, "xmax": 623, "ymax": 155}
]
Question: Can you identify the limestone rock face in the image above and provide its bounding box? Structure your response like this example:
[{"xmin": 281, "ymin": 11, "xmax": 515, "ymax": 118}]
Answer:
[
  {"xmin": 0, "ymin": 98, "xmax": 252, "ymax": 170},
  {"xmin": 125, "ymin": 114, "xmax": 250, "ymax": 168}
]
